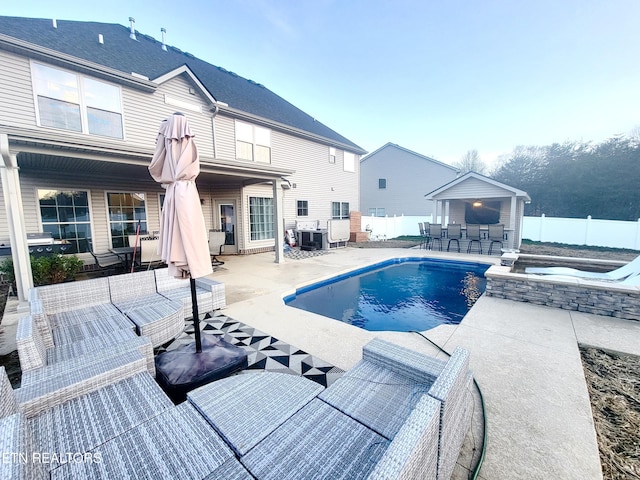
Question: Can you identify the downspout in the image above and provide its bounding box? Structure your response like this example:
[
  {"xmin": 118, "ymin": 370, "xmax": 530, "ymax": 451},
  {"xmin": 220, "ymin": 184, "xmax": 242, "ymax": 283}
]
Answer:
[{"xmin": 0, "ymin": 134, "xmax": 32, "ymax": 309}]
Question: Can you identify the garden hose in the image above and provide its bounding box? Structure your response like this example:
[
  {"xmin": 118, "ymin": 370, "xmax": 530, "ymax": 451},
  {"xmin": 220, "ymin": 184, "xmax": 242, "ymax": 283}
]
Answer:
[{"xmin": 409, "ymin": 331, "xmax": 487, "ymax": 480}]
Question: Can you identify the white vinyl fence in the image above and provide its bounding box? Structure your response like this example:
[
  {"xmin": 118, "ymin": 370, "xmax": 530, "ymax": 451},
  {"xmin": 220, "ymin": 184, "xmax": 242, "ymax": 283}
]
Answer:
[{"xmin": 361, "ymin": 214, "xmax": 640, "ymax": 251}]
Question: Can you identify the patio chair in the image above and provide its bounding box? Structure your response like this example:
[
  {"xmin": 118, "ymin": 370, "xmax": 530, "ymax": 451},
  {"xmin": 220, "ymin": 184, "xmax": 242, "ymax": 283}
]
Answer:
[
  {"xmin": 447, "ymin": 224, "xmax": 462, "ymax": 252},
  {"xmin": 525, "ymin": 254, "xmax": 640, "ymax": 280},
  {"xmin": 209, "ymin": 230, "xmax": 226, "ymax": 266},
  {"xmin": 429, "ymin": 224, "xmax": 443, "ymax": 251},
  {"xmin": 466, "ymin": 224, "xmax": 483, "ymax": 254},
  {"xmin": 88, "ymin": 239, "xmax": 126, "ymax": 275},
  {"xmin": 487, "ymin": 224, "xmax": 505, "ymax": 255},
  {"xmin": 138, "ymin": 237, "xmax": 164, "ymax": 270},
  {"xmin": 418, "ymin": 222, "xmax": 431, "ymax": 250}
]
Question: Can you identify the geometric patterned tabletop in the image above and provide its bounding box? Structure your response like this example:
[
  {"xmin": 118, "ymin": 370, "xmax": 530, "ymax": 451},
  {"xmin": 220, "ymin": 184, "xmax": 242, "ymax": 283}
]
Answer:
[{"xmin": 156, "ymin": 312, "xmax": 345, "ymax": 388}]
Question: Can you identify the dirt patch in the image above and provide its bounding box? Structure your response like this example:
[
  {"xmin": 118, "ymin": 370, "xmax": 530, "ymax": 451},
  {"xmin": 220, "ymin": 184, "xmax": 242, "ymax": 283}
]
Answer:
[
  {"xmin": 519, "ymin": 242, "xmax": 639, "ymax": 262},
  {"xmin": 580, "ymin": 347, "xmax": 640, "ymax": 479}
]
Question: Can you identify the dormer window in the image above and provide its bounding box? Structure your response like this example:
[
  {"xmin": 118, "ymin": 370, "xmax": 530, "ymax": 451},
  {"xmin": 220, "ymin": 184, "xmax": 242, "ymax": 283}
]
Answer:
[{"xmin": 31, "ymin": 62, "xmax": 124, "ymax": 139}]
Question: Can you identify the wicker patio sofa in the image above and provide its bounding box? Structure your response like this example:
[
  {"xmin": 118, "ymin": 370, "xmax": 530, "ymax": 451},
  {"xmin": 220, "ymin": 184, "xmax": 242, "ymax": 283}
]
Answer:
[
  {"xmin": 187, "ymin": 338, "xmax": 473, "ymax": 480},
  {"xmin": 0, "ymin": 367, "xmax": 253, "ymax": 480},
  {"xmin": 154, "ymin": 267, "xmax": 226, "ymax": 314},
  {"xmin": 16, "ymin": 315, "xmax": 156, "ymax": 376}
]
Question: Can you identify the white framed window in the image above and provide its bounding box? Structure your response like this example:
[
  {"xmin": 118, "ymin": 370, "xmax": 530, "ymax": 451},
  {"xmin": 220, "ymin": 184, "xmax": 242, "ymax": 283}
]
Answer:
[
  {"xmin": 332, "ymin": 202, "xmax": 350, "ymax": 220},
  {"xmin": 368, "ymin": 207, "xmax": 386, "ymax": 217},
  {"xmin": 297, "ymin": 200, "xmax": 309, "ymax": 217},
  {"xmin": 343, "ymin": 151, "xmax": 355, "ymax": 172},
  {"xmin": 379, "ymin": 178, "xmax": 387, "ymax": 189},
  {"xmin": 38, "ymin": 189, "xmax": 92, "ymax": 253},
  {"xmin": 329, "ymin": 147, "xmax": 336, "ymax": 164},
  {"xmin": 32, "ymin": 62, "xmax": 124, "ymax": 139},
  {"xmin": 235, "ymin": 121, "xmax": 271, "ymax": 163},
  {"xmin": 107, "ymin": 192, "xmax": 147, "ymax": 247},
  {"xmin": 249, "ymin": 197, "xmax": 274, "ymax": 240}
]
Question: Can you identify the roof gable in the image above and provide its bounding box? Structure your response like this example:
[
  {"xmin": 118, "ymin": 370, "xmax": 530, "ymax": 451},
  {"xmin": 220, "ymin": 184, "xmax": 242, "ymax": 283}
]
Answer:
[
  {"xmin": 0, "ymin": 15, "xmax": 364, "ymax": 153},
  {"xmin": 425, "ymin": 171, "xmax": 530, "ymax": 200},
  {"xmin": 361, "ymin": 142, "xmax": 459, "ymax": 171}
]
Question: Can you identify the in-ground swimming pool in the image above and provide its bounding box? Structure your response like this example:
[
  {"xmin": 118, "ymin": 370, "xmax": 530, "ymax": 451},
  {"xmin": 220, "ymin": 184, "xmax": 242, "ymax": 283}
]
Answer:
[{"xmin": 284, "ymin": 258, "xmax": 489, "ymax": 332}]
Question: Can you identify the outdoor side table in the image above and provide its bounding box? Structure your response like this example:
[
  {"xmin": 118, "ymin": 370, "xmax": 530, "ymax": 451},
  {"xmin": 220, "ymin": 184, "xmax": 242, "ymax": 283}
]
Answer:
[{"xmin": 188, "ymin": 371, "xmax": 324, "ymax": 456}]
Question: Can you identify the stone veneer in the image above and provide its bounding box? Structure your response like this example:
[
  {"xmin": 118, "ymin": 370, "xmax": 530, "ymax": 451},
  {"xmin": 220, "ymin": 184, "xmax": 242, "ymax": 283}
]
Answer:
[{"xmin": 484, "ymin": 263, "xmax": 640, "ymax": 321}]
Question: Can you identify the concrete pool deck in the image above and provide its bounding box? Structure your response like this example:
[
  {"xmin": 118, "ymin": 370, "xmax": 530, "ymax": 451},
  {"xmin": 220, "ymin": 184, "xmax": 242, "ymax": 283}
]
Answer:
[
  {"xmin": 3, "ymin": 246, "xmax": 639, "ymax": 478},
  {"xmin": 214, "ymin": 247, "xmax": 640, "ymax": 480}
]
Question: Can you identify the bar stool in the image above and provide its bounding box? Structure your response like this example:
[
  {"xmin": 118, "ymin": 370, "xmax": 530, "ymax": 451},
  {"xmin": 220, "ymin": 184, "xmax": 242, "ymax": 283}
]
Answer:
[
  {"xmin": 488, "ymin": 224, "xmax": 505, "ymax": 255},
  {"xmin": 446, "ymin": 224, "xmax": 462, "ymax": 253},
  {"xmin": 429, "ymin": 224, "xmax": 443, "ymax": 251},
  {"xmin": 466, "ymin": 224, "xmax": 483, "ymax": 254}
]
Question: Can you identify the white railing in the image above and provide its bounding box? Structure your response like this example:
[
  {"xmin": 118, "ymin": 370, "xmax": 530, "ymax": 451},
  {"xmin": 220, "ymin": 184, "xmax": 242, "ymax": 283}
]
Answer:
[{"xmin": 360, "ymin": 214, "xmax": 640, "ymax": 251}]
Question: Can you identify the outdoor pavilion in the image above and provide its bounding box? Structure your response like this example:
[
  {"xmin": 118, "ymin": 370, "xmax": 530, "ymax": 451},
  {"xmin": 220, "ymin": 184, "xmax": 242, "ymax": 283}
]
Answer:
[{"xmin": 424, "ymin": 171, "xmax": 531, "ymax": 250}]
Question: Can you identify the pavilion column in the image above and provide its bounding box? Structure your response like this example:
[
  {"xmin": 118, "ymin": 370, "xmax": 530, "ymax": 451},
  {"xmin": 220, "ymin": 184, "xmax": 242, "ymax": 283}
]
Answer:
[
  {"xmin": 509, "ymin": 195, "xmax": 517, "ymax": 249},
  {"xmin": 272, "ymin": 180, "xmax": 284, "ymax": 264},
  {"xmin": 0, "ymin": 134, "xmax": 32, "ymax": 308}
]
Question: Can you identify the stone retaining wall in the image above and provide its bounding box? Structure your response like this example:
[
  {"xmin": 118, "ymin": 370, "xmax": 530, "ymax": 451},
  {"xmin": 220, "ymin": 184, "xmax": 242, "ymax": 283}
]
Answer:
[{"xmin": 485, "ymin": 265, "xmax": 640, "ymax": 321}]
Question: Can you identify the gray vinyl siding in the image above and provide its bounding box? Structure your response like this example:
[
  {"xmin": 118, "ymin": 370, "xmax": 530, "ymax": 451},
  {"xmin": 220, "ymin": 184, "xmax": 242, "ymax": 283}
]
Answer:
[
  {"xmin": 435, "ymin": 177, "xmax": 513, "ymax": 200},
  {"xmin": 121, "ymin": 74, "xmax": 216, "ymax": 156},
  {"xmin": 213, "ymin": 115, "xmax": 236, "ymax": 160},
  {"xmin": 271, "ymin": 132, "xmax": 359, "ymax": 229},
  {"xmin": 0, "ymin": 50, "xmax": 38, "ymax": 129},
  {"xmin": 0, "ymin": 50, "xmax": 217, "ymax": 155},
  {"xmin": 360, "ymin": 145, "xmax": 457, "ymax": 217}
]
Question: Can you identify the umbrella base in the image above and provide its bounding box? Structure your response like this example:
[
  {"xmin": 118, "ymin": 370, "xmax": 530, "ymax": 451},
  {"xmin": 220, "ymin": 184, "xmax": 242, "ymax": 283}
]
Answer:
[{"xmin": 155, "ymin": 335, "xmax": 248, "ymax": 403}]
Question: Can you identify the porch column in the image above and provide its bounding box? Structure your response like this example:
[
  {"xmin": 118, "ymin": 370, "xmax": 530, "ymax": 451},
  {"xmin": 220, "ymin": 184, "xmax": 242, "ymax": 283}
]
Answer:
[
  {"xmin": 0, "ymin": 135, "xmax": 32, "ymax": 308},
  {"xmin": 509, "ymin": 195, "xmax": 517, "ymax": 249},
  {"xmin": 272, "ymin": 180, "xmax": 284, "ymax": 263}
]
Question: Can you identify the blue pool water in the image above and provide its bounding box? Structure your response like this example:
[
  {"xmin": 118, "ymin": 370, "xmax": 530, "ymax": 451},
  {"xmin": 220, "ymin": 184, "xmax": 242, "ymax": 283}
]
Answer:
[{"xmin": 284, "ymin": 258, "xmax": 489, "ymax": 332}]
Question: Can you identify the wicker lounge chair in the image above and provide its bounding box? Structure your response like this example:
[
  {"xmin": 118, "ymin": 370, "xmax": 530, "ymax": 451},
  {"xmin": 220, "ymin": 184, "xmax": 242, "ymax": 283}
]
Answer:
[
  {"xmin": 319, "ymin": 338, "xmax": 473, "ymax": 480},
  {"xmin": 525, "ymin": 254, "xmax": 640, "ymax": 280}
]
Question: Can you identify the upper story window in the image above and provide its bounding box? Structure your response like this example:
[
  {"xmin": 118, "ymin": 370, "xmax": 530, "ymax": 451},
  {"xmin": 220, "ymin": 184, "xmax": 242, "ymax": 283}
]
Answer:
[
  {"xmin": 378, "ymin": 178, "xmax": 387, "ymax": 189},
  {"xmin": 235, "ymin": 121, "xmax": 271, "ymax": 163},
  {"xmin": 32, "ymin": 62, "xmax": 124, "ymax": 139},
  {"xmin": 329, "ymin": 147, "xmax": 336, "ymax": 164},
  {"xmin": 343, "ymin": 151, "xmax": 355, "ymax": 172}
]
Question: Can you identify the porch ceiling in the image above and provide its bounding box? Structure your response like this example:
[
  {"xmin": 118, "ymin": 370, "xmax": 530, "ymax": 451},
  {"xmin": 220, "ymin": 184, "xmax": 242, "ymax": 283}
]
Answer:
[{"xmin": 16, "ymin": 151, "xmax": 291, "ymax": 187}]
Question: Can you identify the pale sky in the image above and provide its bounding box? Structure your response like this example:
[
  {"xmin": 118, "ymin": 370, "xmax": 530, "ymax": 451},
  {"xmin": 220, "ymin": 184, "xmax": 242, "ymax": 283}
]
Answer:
[{"xmin": 3, "ymin": 1, "xmax": 640, "ymax": 167}]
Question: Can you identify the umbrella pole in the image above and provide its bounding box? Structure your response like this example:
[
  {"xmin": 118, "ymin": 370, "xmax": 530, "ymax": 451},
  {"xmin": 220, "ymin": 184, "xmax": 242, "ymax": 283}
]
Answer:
[{"xmin": 190, "ymin": 277, "xmax": 202, "ymax": 352}]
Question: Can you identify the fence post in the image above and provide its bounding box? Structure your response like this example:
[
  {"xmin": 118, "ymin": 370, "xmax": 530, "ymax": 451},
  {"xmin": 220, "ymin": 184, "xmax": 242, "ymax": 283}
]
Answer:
[
  {"xmin": 635, "ymin": 219, "xmax": 640, "ymax": 250},
  {"xmin": 584, "ymin": 215, "xmax": 592, "ymax": 246},
  {"xmin": 538, "ymin": 214, "xmax": 545, "ymax": 242}
]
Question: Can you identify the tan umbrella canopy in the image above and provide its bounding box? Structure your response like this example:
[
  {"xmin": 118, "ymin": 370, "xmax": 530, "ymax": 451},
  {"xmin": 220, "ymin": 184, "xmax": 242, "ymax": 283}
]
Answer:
[
  {"xmin": 150, "ymin": 113, "xmax": 248, "ymax": 402},
  {"xmin": 149, "ymin": 113, "xmax": 213, "ymax": 280}
]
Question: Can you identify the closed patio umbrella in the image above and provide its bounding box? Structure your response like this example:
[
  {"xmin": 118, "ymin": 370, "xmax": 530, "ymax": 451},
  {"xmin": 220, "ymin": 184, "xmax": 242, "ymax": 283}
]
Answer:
[
  {"xmin": 149, "ymin": 112, "xmax": 212, "ymax": 350},
  {"xmin": 150, "ymin": 113, "xmax": 247, "ymax": 400}
]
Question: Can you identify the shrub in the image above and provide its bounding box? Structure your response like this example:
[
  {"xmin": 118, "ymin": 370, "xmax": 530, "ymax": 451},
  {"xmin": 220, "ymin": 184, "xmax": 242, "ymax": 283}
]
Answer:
[{"xmin": 0, "ymin": 255, "xmax": 84, "ymax": 287}]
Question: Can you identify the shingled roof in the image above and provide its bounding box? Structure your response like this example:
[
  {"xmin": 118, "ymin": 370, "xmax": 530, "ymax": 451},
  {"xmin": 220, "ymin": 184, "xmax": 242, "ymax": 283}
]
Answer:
[{"xmin": 0, "ymin": 15, "xmax": 365, "ymax": 153}]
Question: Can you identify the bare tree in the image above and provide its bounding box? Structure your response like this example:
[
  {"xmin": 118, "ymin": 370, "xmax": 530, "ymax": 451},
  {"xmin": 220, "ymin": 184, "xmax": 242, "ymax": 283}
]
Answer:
[{"xmin": 454, "ymin": 149, "xmax": 486, "ymax": 174}]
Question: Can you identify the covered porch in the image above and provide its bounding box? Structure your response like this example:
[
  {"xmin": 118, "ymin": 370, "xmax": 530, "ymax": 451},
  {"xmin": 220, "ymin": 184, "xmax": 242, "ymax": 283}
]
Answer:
[{"xmin": 0, "ymin": 129, "xmax": 294, "ymax": 306}]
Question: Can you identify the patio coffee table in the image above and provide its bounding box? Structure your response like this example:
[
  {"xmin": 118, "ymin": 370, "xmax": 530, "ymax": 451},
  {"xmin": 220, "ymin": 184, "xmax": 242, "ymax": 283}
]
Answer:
[{"xmin": 188, "ymin": 371, "xmax": 324, "ymax": 455}]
